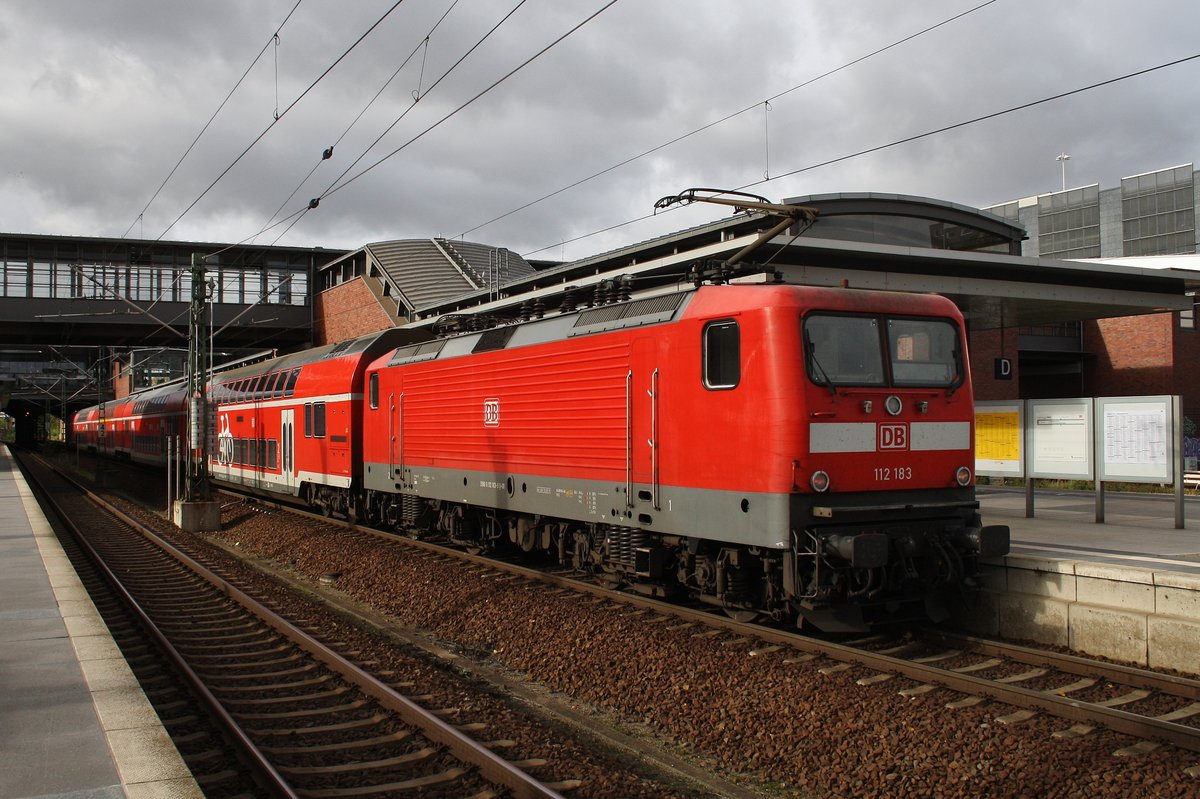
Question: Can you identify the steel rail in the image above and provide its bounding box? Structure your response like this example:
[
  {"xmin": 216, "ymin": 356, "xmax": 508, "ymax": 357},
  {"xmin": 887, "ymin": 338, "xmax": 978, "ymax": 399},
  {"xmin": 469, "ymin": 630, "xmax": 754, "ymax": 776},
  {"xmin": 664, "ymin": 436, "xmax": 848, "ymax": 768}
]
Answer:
[
  {"xmin": 19, "ymin": 454, "xmax": 299, "ymax": 798},
  {"xmin": 215, "ymin": 484, "xmax": 1200, "ymax": 754},
  {"xmin": 927, "ymin": 629, "xmax": 1200, "ymax": 700},
  {"xmin": 39, "ymin": 457, "xmax": 570, "ymax": 799},
  {"xmin": 281, "ymin": 495, "xmax": 1200, "ymax": 754}
]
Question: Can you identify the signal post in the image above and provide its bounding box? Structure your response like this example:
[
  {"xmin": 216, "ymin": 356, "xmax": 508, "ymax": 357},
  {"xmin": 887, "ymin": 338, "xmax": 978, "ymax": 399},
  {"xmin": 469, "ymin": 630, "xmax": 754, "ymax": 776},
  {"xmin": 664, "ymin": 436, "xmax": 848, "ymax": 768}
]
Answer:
[{"xmin": 173, "ymin": 253, "xmax": 221, "ymax": 532}]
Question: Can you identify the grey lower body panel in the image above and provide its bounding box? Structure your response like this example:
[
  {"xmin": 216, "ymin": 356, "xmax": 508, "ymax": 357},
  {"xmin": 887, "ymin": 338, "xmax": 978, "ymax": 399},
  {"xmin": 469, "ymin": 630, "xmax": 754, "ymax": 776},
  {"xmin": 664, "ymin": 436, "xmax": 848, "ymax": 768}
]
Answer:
[{"xmin": 363, "ymin": 461, "xmax": 790, "ymax": 549}]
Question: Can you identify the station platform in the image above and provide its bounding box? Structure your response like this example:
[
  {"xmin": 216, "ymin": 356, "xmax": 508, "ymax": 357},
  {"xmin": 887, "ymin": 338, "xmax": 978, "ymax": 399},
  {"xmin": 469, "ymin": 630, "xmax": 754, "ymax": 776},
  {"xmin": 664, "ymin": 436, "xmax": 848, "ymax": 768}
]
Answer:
[
  {"xmin": 979, "ymin": 485, "xmax": 1200, "ymax": 571},
  {"xmin": 968, "ymin": 485, "xmax": 1200, "ymax": 673},
  {"xmin": 0, "ymin": 444, "xmax": 201, "ymax": 799}
]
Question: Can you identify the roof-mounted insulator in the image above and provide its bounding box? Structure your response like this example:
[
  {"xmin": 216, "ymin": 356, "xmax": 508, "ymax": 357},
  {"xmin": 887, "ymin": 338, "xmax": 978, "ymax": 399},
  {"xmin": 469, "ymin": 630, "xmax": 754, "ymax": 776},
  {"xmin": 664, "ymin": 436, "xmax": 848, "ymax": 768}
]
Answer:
[{"xmin": 560, "ymin": 287, "xmax": 580, "ymax": 314}]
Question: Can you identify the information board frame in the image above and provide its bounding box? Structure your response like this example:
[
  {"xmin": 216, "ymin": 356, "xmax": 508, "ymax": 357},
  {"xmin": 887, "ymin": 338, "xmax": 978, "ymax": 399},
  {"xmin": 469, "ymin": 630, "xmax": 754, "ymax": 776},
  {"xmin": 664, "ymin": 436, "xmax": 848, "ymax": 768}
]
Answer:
[
  {"xmin": 1096, "ymin": 395, "xmax": 1176, "ymax": 483},
  {"xmin": 1027, "ymin": 397, "xmax": 1094, "ymax": 480},
  {"xmin": 975, "ymin": 401, "xmax": 1024, "ymax": 477}
]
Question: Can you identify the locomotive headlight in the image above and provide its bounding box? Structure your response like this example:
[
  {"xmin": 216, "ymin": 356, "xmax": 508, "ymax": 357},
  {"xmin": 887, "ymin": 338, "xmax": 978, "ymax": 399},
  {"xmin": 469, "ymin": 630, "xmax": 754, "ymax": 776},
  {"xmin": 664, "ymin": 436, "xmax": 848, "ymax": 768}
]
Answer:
[
  {"xmin": 956, "ymin": 466, "xmax": 973, "ymax": 486},
  {"xmin": 811, "ymin": 470, "xmax": 831, "ymax": 493}
]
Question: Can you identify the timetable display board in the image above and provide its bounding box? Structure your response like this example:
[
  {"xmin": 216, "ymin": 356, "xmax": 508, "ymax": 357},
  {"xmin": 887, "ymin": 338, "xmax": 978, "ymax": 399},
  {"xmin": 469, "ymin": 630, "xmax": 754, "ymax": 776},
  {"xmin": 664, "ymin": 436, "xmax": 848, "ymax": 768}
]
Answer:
[
  {"xmin": 1096, "ymin": 395, "xmax": 1175, "ymax": 483},
  {"xmin": 975, "ymin": 401, "xmax": 1023, "ymax": 477},
  {"xmin": 1027, "ymin": 398, "xmax": 1094, "ymax": 479}
]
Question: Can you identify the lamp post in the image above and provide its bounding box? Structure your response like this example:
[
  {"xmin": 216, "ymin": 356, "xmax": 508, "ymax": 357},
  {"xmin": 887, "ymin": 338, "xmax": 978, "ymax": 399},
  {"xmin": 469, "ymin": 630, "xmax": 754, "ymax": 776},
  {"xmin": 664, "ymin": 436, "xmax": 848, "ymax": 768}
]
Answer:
[{"xmin": 1057, "ymin": 152, "xmax": 1071, "ymax": 192}]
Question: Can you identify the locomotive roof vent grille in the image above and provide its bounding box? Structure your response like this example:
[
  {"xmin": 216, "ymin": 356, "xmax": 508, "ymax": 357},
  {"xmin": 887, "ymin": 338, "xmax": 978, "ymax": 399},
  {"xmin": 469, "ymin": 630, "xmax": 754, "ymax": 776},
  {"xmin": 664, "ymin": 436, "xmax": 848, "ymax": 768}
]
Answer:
[
  {"xmin": 472, "ymin": 325, "xmax": 518, "ymax": 354},
  {"xmin": 326, "ymin": 340, "xmax": 355, "ymax": 358},
  {"xmin": 388, "ymin": 338, "xmax": 447, "ymax": 366},
  {"xmin": 571, "ymin": 292, "xmax": 687, "ymax": 337}
]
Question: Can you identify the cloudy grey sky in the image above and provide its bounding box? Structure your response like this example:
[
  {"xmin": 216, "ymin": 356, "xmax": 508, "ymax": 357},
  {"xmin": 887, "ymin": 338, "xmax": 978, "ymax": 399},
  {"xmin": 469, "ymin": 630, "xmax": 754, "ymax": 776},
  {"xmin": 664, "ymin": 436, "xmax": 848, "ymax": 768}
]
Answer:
[{"xmin": 2, "ymin": 0, "xmax": 1198, "ymax": 261}]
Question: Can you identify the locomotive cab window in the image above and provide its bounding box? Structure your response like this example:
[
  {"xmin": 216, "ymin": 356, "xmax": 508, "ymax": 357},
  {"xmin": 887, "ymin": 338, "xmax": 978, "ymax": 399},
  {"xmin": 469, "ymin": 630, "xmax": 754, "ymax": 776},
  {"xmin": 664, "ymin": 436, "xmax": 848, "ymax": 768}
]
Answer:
[
  {"xmin": 804, "ymin": 315, "xmax": 885, "ymax": 388},
  {"xmin": 703, "ymin": 320, "xmax": 740, "ymax": 389},
  {"xmin": 368, "ymin": 373, "xmax": 379, "ymax": 409},
  {"xmin": 887, "ymin": 318, "xmax": 961, "ymax": 388},
  {"xmin": 804, "ymin": 313, "xmax": 963, "ymax": 390}
]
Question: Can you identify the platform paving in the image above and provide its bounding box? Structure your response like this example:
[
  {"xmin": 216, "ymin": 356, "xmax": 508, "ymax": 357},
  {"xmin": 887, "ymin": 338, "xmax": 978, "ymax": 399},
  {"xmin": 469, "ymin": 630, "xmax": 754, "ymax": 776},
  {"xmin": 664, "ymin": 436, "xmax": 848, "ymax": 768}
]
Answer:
[
  {"xmin": 979, "ymin": 485, "xmax": 1200, "ymax": 569},
  {"xmin": 0, "ymin": 444, "xmax": 200, "ymax": 799}
]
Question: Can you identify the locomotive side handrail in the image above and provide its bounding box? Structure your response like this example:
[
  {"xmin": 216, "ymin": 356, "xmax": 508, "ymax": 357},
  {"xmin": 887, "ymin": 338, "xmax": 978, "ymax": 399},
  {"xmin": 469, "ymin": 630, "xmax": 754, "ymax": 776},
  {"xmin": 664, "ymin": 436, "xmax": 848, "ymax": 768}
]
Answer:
[
  {"xmin": 625, "ymin": 371, "xmax": 633, "ymax": 509},
  {"xmin": 650, "ymin": 368, "xmax": 660, "ymax": 511}
]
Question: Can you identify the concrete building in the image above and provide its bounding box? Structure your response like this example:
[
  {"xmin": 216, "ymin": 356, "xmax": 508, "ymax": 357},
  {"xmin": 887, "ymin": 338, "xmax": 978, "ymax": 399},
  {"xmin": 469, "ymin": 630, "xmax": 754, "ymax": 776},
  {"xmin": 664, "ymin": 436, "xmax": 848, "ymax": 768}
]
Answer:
[{"xmin": 981, "ymin": 163, "xmax": 1200, "ymax": 424}]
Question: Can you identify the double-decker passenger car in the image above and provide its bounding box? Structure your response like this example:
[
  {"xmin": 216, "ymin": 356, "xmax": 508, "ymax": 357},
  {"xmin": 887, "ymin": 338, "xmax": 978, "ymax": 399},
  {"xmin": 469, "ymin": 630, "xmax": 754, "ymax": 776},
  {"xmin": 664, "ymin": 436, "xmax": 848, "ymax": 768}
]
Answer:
[
  {"xmin": 206, "ymin": 328, "xmax": 427, "ymax": 515},
  {"xmin": 72, "ymin": 381, "xmax": 187, "ymax": 467}
]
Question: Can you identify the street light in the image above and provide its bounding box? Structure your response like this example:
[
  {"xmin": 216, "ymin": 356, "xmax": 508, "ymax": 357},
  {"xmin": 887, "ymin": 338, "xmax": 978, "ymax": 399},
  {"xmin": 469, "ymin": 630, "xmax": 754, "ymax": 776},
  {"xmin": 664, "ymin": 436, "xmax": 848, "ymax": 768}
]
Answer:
[{"xmin": 1057, "ymin": 152, "xmax": 1071, "ymax": 192}]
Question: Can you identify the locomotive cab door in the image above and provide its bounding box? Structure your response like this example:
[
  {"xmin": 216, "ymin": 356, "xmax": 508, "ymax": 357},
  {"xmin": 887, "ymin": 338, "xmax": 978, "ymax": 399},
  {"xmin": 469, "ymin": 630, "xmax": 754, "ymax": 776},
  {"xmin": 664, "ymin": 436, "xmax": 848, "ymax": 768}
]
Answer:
[
  {"xmin": 389, "ymin": 392, "xmax": 408, "ymax": 489},
  {"xmin": 630, "ymin": 339, "xmax": 660, "ymax": 510},
  {"xmin": 280, "ymin": 408, "xmax": 296, "ymax": 494}
]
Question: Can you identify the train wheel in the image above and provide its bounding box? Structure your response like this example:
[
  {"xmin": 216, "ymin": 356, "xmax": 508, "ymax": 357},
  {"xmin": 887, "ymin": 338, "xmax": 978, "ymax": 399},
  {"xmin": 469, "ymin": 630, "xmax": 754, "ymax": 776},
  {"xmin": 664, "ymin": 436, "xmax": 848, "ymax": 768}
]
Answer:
[{"xmin": 723, "ymin": 608, "xmax": 758, "ymax": 623}]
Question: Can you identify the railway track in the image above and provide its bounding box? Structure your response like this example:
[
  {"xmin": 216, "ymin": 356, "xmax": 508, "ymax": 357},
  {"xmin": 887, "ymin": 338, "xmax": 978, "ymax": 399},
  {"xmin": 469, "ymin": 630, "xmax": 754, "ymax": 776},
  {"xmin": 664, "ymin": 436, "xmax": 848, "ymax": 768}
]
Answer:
[
  {"xmin": 213, "ymin": 483, "xmax": 1200, "ymax": 768},
  {"xmin": 48, "ymin": 450, "xmax": 1200, "ymax": 795},
  {"xmin": 17, "ymin": 452, "xmax": 587, "ymax": 799}
]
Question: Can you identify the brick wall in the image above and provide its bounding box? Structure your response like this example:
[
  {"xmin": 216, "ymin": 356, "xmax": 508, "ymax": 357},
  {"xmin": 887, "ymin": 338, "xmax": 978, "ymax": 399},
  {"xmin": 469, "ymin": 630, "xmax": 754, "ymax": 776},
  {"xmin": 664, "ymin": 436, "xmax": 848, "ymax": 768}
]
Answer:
[
  {"xmin": 968, "ymin": 328, "xmax": 1020, "ymax": 401},
  {"xmin": 313, "ymin": 277, "xmax": 394, "ymax": 345},
  {"xmin": 1083, "ymin": 313, "xmax": 1175, "ymax": 398},
  {"xmin": 1174, "ymin": 315, "xmax": 1200, "ymax": 424}
]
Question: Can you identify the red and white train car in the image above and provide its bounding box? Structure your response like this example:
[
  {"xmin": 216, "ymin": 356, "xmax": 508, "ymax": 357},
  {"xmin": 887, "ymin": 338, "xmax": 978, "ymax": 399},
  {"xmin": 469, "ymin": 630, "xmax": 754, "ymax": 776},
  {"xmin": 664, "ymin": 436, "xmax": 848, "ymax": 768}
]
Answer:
[
  {"xmin": 72, "ymin": 381, "xmax": 187, "ymax": 468},
  {"xmin": 206, "ymin": 328, "xmax": 425, "ymax": 512},
  {"xmin": 360, "ymin": 282, "xmax": 1007, "ymax": 630}
]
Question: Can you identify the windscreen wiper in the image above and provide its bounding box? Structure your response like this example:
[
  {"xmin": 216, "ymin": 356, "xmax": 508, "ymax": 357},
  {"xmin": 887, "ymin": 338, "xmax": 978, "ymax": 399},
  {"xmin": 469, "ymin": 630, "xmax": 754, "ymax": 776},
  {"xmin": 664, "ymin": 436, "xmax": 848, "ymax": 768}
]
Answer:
[{"xmin": 808, "ymin": 344, "xmax": 838, "ymax": 396}]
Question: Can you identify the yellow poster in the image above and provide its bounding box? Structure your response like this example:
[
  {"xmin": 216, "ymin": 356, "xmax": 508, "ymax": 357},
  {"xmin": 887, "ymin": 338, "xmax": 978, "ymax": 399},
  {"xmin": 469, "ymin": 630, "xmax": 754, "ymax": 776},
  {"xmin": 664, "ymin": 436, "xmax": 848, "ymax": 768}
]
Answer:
[{"xmin": 975, "ymin": 411, "xmax": 1020, "ymax": 461}]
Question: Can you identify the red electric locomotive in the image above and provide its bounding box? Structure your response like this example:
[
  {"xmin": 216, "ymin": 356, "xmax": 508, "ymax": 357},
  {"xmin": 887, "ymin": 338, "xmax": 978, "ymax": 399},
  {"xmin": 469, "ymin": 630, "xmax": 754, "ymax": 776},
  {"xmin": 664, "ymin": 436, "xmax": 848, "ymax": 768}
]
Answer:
[{"xmin": 359, "ymin": 281, "xmax": 1008, "ymax": 630}]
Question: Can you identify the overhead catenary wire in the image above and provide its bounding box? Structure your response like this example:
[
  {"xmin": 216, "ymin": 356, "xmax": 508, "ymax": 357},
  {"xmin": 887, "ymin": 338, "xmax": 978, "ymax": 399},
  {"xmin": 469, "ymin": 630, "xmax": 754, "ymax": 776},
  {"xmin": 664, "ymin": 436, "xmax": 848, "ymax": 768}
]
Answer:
[
  {"xmin": 519, "ymin": 50, "xmax": 1200, "ymax": 258},
  {"xmin": 735, "ymin": 51, "xmax": 1200, "ymax": 193},
  {"xmin": 456, "ymin": 0, "xmax": 1001, "ymax": 241},
  {"xmin": 255, "ymin": 0, "xmax": 465, "ymax": 243},
  {"xmin": 268, "ymin": 0, "xmax": 526, "ymax": 245},
  {"xmin": 121, "ymin": 0, "xmax": 305, "ymax": 240},
  {"xmin": 156, "ymin": 0, "xmax": 412, "ymax": 241},
  {"xmin": 266, "ymin": 0, "xmax": 620, "ymax": 245}
]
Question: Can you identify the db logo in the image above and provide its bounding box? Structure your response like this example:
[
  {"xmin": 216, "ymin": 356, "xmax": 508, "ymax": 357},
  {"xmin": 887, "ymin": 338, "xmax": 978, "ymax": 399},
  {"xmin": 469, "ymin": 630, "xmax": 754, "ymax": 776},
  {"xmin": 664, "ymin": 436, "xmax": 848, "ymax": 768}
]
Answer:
[
  {"xmin": 878, "ymin": 423, "xmax": 908, "ymax": 451},
  {"xmin": 483, "ymin": 399, "xmax": 500, "ymax": 427}
]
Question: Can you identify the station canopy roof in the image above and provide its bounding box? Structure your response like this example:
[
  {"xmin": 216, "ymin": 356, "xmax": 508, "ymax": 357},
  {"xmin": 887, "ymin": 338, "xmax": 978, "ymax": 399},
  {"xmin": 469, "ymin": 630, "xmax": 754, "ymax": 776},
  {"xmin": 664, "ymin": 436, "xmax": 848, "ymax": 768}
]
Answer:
[{"xmin": 409, "ymin": 192, "xmax": 1198, "ymax": 331}]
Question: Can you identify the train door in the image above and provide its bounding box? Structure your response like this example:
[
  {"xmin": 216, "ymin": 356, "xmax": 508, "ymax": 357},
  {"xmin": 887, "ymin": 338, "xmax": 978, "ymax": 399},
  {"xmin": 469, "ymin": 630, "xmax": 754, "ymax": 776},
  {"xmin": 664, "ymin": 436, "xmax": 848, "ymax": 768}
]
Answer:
[
  {"xmin": 630, "ymin": 339, "xmax": 660, "ymax": 510},
  {"xmin": 389, "ymin": 392, "xmax": 407, "ymax": 488},
  {"xmin": 280, "ymin": 408, "xmax": 296, "ymax": 493}
]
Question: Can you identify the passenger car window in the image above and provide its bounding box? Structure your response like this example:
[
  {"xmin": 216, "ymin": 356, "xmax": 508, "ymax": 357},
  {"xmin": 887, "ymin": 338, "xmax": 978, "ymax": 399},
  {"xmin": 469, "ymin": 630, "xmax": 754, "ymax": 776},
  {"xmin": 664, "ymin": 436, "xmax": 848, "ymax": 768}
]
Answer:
[{"xmin": 313, "ymin": 402, "xmax": 326, "ymax": 438}]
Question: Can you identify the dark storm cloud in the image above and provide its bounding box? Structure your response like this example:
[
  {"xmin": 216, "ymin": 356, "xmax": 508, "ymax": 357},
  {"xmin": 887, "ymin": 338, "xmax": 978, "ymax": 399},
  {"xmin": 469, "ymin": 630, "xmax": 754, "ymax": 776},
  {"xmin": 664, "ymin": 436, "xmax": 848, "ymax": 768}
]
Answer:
[{"xmin": 2, "ymin": 0, "xmax": 1198, "ymax": 260}]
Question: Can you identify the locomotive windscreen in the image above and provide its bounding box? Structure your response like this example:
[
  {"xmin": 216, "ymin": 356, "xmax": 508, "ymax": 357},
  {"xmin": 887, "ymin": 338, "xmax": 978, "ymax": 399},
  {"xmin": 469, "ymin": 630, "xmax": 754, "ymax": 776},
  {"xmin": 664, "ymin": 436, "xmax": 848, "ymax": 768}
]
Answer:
[
  {"xmin": 804, "ymin": 313, "xmax": 962, "ymax": 389},
  {"xmin": 886, "ymin": 317, "xmax": 960, "ymax": 387}
]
